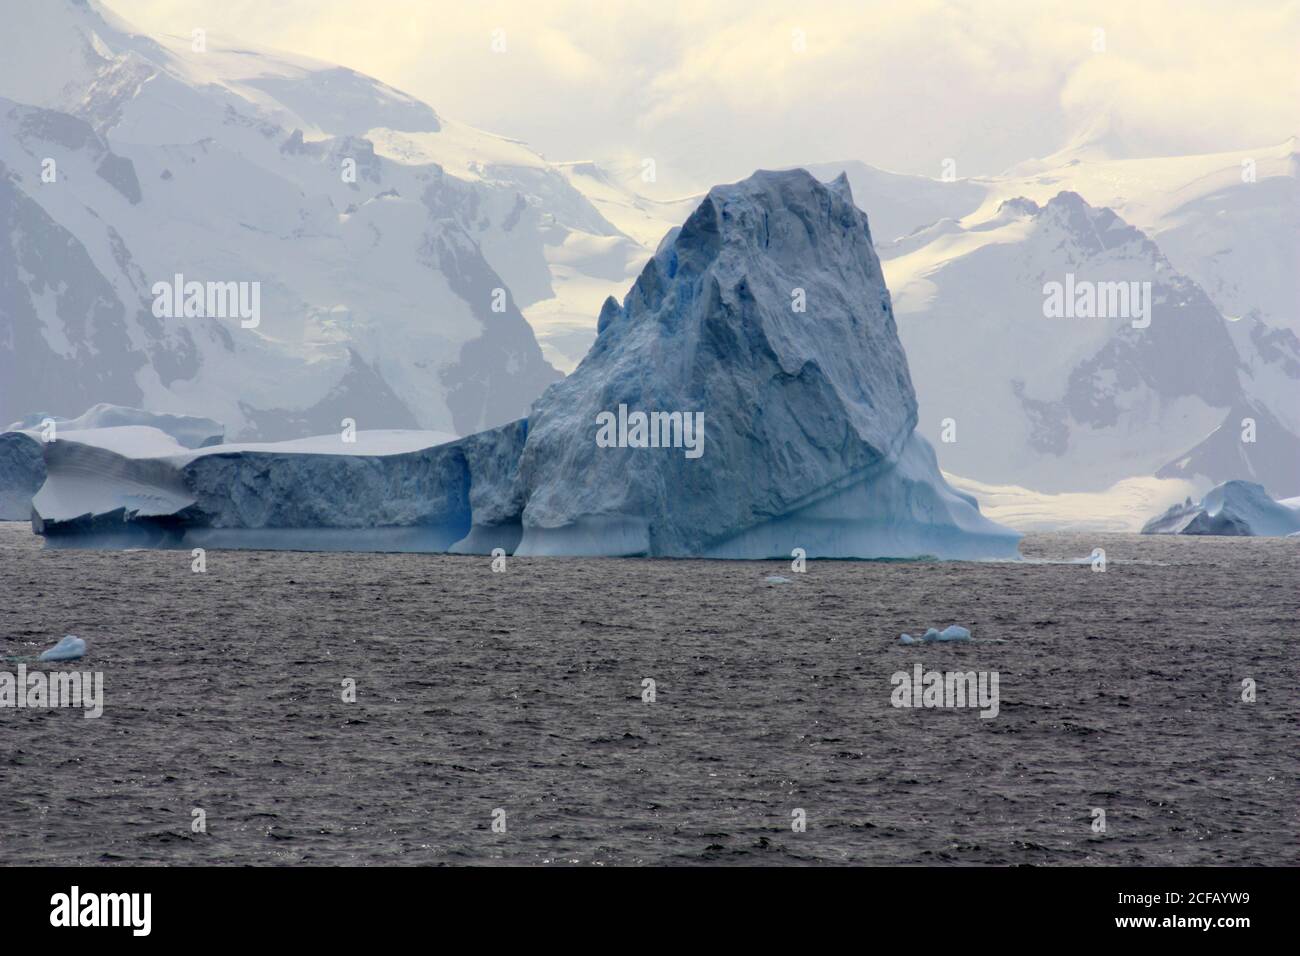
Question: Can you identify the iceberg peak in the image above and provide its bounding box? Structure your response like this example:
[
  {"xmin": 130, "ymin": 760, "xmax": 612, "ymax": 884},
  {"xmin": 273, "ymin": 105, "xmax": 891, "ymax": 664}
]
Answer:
[{"xmin": 501, "ymin": 168, "xmax": 1017, "ymax": 558}]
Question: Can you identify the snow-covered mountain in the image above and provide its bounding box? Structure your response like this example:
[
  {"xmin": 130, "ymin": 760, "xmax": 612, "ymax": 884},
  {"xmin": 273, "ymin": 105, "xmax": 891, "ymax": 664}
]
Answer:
[
  {"xmin": 1001, "ymin": 131, "xmax": 1299, "ymax": 332},
  {"xmin": 878, "ymin": 190, "xmax": 1300, "ymax": 495},
  {"xmin": 0, "ymin": 0, "xmax": 655, "ymax": 437},
  {"xmin": 799, "ymin": 160, "xmax": 988, "ymax": 246},
  {"xmin": 808, "ymin": 128, "xmax": 1300, "ymax": 341}
]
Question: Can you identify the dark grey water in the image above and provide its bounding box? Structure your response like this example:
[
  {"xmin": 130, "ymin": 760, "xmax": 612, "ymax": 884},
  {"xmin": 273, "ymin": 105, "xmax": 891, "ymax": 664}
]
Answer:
[{"xmin": 0, "ymin": 522, "xmax": 1295, "ymax": 866}]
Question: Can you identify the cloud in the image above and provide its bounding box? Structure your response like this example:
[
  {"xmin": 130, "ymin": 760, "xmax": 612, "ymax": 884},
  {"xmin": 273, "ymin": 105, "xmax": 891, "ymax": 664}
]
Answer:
[{"xmin": 105, "ymin": 0, "xmax": 1299, "ymax": 187}]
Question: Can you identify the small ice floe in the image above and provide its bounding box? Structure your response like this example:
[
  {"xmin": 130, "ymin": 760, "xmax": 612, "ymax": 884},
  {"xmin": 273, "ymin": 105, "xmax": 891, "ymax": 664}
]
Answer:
[
  {"xmin": 764, "ymin": 575, "xmax": 793, "ymax": 584},
  {"xmin": 899, "ymin": 633, "xmax": 918, "ymax": 645},
  {"xmin": 39, "ymin": 635, "xmax": 86, "ymax": 662},
  {"xmin": 917, "ymin": 625, "xmax": 972, "ymax": 643}
]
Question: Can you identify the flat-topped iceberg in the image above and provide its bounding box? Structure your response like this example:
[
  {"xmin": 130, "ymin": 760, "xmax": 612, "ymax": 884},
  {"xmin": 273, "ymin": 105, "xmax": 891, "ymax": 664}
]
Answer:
[
  {"xmin": 1, "ymin": 405, "xmax": 224, "ymax": 520},
  {"xmin": 30, "ymin": 425, "xmax": 508, "ymax": 551},
  {"xmin": 25, "ymin": 170, "xmax": 1019, "ymax": 559},
  {"xmin": 1141, "ymin": 480, "xmax": 1300, "ymax": 536}
]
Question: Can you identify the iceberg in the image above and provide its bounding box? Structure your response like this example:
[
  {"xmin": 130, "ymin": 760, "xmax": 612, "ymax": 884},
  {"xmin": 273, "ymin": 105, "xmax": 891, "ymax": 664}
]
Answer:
[
  {"xmin": 1140, "ymin": 480, "xmax": 1300, "ymax": 536},
  {"xmin": 39, "ymin": 635, "xmax": 86, "ymax": 662},
  {"xmin": 904, "ymin": 626, "xmax": 975, "ymax": 644},
  {"xmin": 492, "ymin": 169, "xmax": 1020, "ymax": 558},
  {"xmin": 31, "ymin": 425, "xmax": 511, "ymax": 552},
  {"xmin": 919, "ymin": 626, "xmax": 972, "ymax": 643},
  {"xmin": 26, "ymin": 170, "xmax": 1019, "ymax": 560},
  {"xmin": 1, "ymin": 405, "xmax": 224, "ymax": 520}
]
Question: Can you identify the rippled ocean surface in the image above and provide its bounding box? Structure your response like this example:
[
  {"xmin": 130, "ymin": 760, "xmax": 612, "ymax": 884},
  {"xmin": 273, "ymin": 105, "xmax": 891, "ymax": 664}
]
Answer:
[{"xmin": 0, "ymin": 522, "xmax": 1295, "ymax": 865}]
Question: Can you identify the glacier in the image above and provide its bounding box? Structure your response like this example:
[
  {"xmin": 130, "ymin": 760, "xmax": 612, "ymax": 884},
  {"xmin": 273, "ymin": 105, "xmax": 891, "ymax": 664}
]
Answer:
[
  {"xmin": 1140, "ymin": 480, "xmax": 1300, "ymax": 536},
  {"xmin": 24, "ymin": 170, "xmax": 1020, "ymax": 560}
]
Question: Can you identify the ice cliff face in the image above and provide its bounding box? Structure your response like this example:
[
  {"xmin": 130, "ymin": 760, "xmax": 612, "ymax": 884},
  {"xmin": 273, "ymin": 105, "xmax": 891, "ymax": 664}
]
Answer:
[
  {"xmin": 1140, "ymin": 480, "xmax": 1300, "ymax": 536},
  {"xmin": 0, "ymin": 431, "xmax": 43, "ymax": 519},
  {"xmin": 31, "ymin": 423, "xmax": 527, "ymax": 551}
]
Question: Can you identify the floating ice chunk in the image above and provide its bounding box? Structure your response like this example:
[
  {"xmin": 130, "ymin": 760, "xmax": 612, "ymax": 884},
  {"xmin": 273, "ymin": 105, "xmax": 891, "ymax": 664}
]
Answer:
[
  {"xmin": 764, "ymin": 575, "xmax": 793, "ymax": 584},
  {"xmin": 899, "ymin": 633, "xmax": 917, "ymax": 645},
  {"xmin": 39, "ymin": 635, "xmax": 86, "ymax": 662},
  {"xmin": 919, "ymin": 625, "xmax": 971, "ymax": 643},
  {"xmin": 1141, "ymin": 480, "xmax": 1300, "ymax": 536}
]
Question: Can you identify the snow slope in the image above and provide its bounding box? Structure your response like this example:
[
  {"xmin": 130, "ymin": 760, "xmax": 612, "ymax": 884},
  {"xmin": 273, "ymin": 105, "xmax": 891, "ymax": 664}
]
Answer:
[
  {"xmin": 999, "ymin": 131, "xmax": 1298, "ymax": 335},
  {"xmin": 945, "ymin": 473, "xmax": 1203, "ymax": 533}
]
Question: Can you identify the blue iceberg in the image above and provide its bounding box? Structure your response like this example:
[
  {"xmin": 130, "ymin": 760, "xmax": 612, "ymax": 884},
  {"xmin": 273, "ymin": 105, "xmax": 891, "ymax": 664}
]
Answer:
[
  {"xmin": 27, "ymin": 171, "xmax": 1019, "ymax": 559},
  {"xmin": 1141, "ymin": 480, "xmax": 1300, "ymax": 536}
]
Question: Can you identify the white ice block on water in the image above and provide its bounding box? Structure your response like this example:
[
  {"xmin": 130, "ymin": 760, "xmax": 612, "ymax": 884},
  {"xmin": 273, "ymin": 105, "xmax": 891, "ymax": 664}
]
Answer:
[
  {"xmin": 39, "ymin": 635, "xmax": 86, "ymax": 662},
  {"xmin": 919, "ymin": 625, "xmax": 972, "ymax": 643}
]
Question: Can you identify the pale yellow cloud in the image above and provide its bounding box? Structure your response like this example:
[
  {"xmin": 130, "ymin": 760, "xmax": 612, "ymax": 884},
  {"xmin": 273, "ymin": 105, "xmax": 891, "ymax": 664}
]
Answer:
[{"xmin": 104, "ymin": 0, "xmax": 1300, "ymax": 185}]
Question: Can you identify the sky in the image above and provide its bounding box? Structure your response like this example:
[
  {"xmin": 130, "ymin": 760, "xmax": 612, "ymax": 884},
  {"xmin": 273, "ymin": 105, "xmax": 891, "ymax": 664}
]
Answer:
[{"xmin": 105, "ymin": 0, "xmax": 1299, "ymax": 195}]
